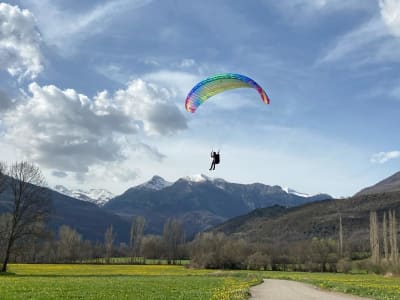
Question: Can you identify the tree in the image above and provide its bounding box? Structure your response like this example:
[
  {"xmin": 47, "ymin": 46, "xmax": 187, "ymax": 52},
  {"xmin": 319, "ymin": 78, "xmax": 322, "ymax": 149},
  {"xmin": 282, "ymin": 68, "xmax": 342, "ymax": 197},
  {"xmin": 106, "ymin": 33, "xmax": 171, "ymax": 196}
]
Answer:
[
  {"xmin": 0, "ymin": 162, "xmax": 7, "ymax": 194},
  {"xmin": 389, "ymin": 209, "xmax": 398, "ymax": 265},
  {"xmin": 141, "ymin": 235, "xmax": 164, "ymax": 261},
  {"xmin": 369, "ymin": 211, "xmax": 380, "ymax": 265},
  {"xmin": 383, "ymin": 212, "xmax": 388, "ymax": 261},
  {"xmin": 57, "ymin": 225, "xmax": 82, "ymax": 262},
  {"xmin": 310, "ymin": 238, "xmax": 338, "ymax": 272},
  {"xmin": 1, "ymin": 162, "xmax": 51, "ymax": 272},
  {"xmin": 163, "ymin": 218, "xmax": 183, "ymax": 264},
  {"xmin": 104, "ymin": 225, "xmax": 114, "ymax": 264},
  {"xmin": 338, "ymin": 214, "xmax": 343, "ymax": 258},
  {"xmin": 130, "ymin": 216, "xmax": 146, "ymax": 263}
]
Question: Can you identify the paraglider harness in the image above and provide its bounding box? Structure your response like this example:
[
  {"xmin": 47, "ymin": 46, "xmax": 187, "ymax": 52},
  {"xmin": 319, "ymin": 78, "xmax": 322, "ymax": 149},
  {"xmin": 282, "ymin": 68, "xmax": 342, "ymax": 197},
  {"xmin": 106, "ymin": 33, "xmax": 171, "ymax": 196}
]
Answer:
[
  {"xmin": 209, "ymin": 150, "xmax": 220, "ymax": 171},
  {"xmin": 211, "ymin": 150, "xmax": 220, "ymax": 164},
  {"xmin": 214, "ymin": 152, "xmax": 220, "ymax": 164}
]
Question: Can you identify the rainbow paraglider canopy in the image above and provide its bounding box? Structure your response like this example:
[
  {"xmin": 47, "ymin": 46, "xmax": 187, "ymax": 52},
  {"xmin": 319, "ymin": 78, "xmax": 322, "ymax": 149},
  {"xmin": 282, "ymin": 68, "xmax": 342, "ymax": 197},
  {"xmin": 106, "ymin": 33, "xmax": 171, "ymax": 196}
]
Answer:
[{"xmin": 185, "ymin": 73, "xmax": 270, "ymax": 113}]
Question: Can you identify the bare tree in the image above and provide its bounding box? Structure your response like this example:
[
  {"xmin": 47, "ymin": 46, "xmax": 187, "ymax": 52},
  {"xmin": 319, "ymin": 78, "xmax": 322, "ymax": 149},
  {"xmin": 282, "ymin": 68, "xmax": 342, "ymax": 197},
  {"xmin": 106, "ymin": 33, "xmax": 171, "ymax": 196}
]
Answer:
[
  {"xmin": 369, "ymin": 211, "xmax": 380, "ymax": 265},
  {"xmin": 163, "ymin": 218, "xmax": 183, "ymax": 264},
  {"xmin": 1, "ymin": 161, "xmax": 51, "ymax": 272},
  {"xmin": 57, "ymin": 225, "xmax": 82, "ymax": 262},
  {"xmin": 130, "ymin": 216, "xmax": 146, "ymax": 263},
  {"xmin": 141, "ymin": 235, "xmax": 164, "ymax": 261},
  {"xmin": 383, "ymin": 212, "xmax": 388, "ymax": 261},
  {"xmin": 0, "ymin": 162, "xmax": 7, "ymax": 194},
  {"xmin": 338, "ymin": 214, "xmax": 343, "ymax": 258},
  {"xmin": 104, "ymin": 225, "xmax": 114, "ymax": 264},
  {"xmin": 389, "ymin": 209, "xmax": 398, "ymax": 265}
]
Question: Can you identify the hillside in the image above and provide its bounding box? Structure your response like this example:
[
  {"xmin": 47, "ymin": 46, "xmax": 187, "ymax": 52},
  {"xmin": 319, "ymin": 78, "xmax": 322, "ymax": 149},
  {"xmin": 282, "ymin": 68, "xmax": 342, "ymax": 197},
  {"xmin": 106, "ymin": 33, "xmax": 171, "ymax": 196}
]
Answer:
[
  {"xmin": 0, "ymin": 173, "xmax": 331, "ymax": 242},
  {"xmin": 356, "ymin": 171, "xmax": 400, "ymax": 196},
  {"xmin": 104, "ymin": 174, "xmax": 331, "ymax": 237},
  {"xmin": 0, "ymin": 184, "xmax": 130, "ymax": 243},
  {"xmin": 212, "ymin": 191, "xmax": 400, "ymax": 246}
]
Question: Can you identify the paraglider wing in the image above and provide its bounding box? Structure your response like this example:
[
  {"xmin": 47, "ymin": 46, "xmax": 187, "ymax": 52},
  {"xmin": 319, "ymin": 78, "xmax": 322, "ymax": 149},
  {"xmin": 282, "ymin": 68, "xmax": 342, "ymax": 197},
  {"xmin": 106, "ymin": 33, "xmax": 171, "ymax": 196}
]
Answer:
[{"xmin": 185, "ymin": 73, "xmax": 270, "ymax": 113}]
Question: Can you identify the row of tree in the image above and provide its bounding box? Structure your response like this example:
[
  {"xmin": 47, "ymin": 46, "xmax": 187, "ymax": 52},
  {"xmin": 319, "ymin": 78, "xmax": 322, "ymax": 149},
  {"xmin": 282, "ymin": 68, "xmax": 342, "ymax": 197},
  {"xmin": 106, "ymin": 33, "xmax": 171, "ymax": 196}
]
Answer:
[
  {"xmin": 1, "ymin": 160, "xmax": 400, "ymax": 274},
  {"xmin": 369, "ymin": 210, "xmax": 399, "ymax": 273}
]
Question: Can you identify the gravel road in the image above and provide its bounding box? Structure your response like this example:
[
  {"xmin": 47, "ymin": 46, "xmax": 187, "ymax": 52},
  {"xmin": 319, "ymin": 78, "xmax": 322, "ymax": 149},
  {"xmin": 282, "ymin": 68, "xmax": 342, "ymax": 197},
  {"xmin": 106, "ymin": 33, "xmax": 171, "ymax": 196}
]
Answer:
[{"xmin": 250, "ymin": 279, "xmax": 372, "ymax": 300}]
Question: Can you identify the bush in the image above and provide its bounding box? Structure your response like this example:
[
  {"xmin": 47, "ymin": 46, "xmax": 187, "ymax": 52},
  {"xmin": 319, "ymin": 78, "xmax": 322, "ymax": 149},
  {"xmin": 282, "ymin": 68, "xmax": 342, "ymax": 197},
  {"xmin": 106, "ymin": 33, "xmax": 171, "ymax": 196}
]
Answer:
[
  {"xmin": 336, "ymin": 258, "xmax": 352, "ymax": 273},
  {"xmin": 247, "ymin": 252, "xmax": 270, "ymax": 270}
]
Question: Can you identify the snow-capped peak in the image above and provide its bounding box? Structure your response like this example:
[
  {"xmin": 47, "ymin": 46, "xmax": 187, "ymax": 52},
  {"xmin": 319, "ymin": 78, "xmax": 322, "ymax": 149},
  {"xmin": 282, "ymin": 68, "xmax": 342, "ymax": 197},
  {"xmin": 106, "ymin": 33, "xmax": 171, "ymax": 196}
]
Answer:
[
  {"xmin": 136, "ymin": 175, "xmax": 172, "ymax": 190},
  {"xmin": 182, "ymin": 174, "xmax": 212, "ymax": 182},
  {"xmin": 282, "ymin": 186, "xmax": 311, "ymax": 198},
  {"xmin": 54, "ymin": 185, "xmax": 114, "ymax": 206}
]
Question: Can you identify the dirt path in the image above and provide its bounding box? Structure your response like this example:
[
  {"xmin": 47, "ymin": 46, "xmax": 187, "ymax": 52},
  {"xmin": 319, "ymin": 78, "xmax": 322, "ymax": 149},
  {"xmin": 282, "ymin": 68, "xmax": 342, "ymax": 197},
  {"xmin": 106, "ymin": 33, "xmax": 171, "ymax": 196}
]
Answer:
[{"xmin": 250, "ymin": 279, "xmax": 372, "ymax": 300}]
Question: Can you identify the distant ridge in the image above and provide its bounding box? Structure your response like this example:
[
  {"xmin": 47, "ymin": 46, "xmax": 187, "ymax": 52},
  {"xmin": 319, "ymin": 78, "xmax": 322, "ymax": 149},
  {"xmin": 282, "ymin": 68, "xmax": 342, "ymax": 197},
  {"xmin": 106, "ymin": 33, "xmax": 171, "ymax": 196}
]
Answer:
[
  {"xmin": 211, "ymin": 191, "xmax": 400, "ymax": 245},
  {"xmin": 356, "ymin": 171, "xmax": 400, "ymax": 196}
]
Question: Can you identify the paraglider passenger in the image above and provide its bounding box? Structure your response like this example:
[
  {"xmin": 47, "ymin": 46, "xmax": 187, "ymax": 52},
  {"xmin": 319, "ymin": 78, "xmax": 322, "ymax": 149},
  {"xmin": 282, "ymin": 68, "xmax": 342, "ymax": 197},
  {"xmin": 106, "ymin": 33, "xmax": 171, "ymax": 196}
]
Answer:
[{"xmin": 209, "ymin": 151, "xmax": 220, "ymax": 171}]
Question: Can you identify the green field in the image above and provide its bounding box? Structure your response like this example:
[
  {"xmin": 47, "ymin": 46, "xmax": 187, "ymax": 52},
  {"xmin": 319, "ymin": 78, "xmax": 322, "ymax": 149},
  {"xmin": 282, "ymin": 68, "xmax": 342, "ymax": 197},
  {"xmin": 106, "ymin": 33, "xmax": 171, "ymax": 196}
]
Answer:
[
  {"xmin": 77, "ymin": 257, "xmax": 191, "ymax": 265},
  {"xmin": 1, "ymin": 264, "xmax": 400, "ymax": 299},
  {"xmin": 1, "ymin": 264, "xmax": 259, "ymax": 300}
]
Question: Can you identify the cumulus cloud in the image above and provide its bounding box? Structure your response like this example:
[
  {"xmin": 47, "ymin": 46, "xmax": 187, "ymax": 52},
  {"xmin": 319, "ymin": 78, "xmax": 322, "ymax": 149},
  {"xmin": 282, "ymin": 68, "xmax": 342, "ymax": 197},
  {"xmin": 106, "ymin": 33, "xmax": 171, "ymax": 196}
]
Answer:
[
  {"xmin": 113, "ymin": 79, "xmax": 187, "ymax": 135},
  {"xmin": 131, "ymin": 142, "xmax": 166, "ymax": 162},
  {"xmin": 0, "ymin": 3, "xmax": 43, "ymax": 79},
  {"xmin": 143, "ymin": 70, "xmax": 200, "ymax": 99},
  {"xmin": 3, "ymin": 79, "xmax": 187, "ymax": 177},
  {"xmin": 371, "ymin": 151, "xmax": 400, "ymax": 163},
  {"xmin": 0, "ymin": 89, "xmax": 13, "ymax": 111},
  {"xmin": 74, "ymin": 162, "xmax": 140, "ymax": 183},
  {"xmin": 379, "ymin": 0, "xmax": 400, "ymax": 37},
  {"xmin": 52, "ymin": 170, "xmax": 68, "ymax": 178}
]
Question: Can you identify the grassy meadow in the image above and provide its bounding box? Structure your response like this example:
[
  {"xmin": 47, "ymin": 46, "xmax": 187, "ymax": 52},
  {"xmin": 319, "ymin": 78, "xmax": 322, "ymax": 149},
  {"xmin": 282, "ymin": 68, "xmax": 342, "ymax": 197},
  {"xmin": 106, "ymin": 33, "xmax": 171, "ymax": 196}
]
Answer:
[
  {"xmin": 1, "ymin": 264, "xmax": 400, "ymax": 299},
  {"xmin": 1, "ymin": 264, "xmax": 259, "ymax": 300}
]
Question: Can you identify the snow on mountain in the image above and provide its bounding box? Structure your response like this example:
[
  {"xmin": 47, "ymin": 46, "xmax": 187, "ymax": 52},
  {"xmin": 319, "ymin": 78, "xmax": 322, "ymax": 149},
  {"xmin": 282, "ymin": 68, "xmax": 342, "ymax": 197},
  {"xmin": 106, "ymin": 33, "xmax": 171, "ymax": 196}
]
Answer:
[
  {"xmin": 54, "ymin": 185, "xmax": 114, "ymax": 206},
  {"xmin": 182, "ymin": 174, "xmax": 212, "ymax": 182},
  {"xmin": 180, "ymin": 176, "xmax": 317, "ymax": 197},
  {"xmin": 135, "ymin": 175, "xmax": 173, "ymax": 191},
  {"xmin": 282, "ymin": 187, "xmax": 311, "ymax": 198}
]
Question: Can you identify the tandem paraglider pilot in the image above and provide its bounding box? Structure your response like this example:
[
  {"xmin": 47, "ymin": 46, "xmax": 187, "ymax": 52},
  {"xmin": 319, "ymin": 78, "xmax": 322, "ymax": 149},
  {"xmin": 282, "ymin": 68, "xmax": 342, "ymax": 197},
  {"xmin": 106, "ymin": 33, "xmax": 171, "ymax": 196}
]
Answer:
[{"xmin": 209, "ymin": 150, "xmax": 220, "ymax": 171}]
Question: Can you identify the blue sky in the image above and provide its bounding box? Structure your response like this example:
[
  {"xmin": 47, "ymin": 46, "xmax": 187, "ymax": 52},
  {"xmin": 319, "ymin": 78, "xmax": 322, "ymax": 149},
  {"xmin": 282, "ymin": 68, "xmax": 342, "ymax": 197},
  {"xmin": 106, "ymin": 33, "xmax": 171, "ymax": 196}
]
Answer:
[{"xmin": 1, "ymin": 0, "xmax": 400, "ymax": 197}]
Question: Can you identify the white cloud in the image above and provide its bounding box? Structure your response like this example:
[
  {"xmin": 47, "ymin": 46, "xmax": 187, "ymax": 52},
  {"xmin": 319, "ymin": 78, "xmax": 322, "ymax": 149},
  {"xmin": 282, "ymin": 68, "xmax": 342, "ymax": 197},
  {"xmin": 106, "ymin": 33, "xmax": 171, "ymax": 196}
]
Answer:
[
  {"xmin": 0, "ymin": 3, "xmax": 43, "ymax": 79},
  {"xmin": 143, "ymin": 70, "xmax": 201, "ymax": 99},
  {"xmin": 75, "ymin": 162, "xmax": 140, "ymax": 183},
  {"xmin": 178, "ymin": 59, "xmax": 196, "ymax": 68},
  {"xmin": 0, "ymin": 89, "xmax": 13, "ymax": 111},
  {"xmin": 272, "ymin": 0, "xmax": 371, "ymax": 18},
  {"xmin": 371, "ymin": 151, "xmax": 400, "ymax": 163},
  {"xmin": 23, "ymin": 0, "xmax": 152, "ymax": 53},
  {"xmin": 379, "ymin": 0, "xmax": 400, "ymax": 37},
  {"xmin": 320, "ymin": 18, "xmax": 388, "ymax": 63},
  {"xmin": 3, "ymin": 79, "xmax": 187, "ymax": 177},
  {"xmin": 112, "ymin": 79, "xmax": 188, "ymax": 135},
  {"xmin": 320, "ymin": 0, "xmax": 400, "ymax": 65},
  {"xmin": 52, "ymin": 170, "xmax": 67, "ymax": 178}
]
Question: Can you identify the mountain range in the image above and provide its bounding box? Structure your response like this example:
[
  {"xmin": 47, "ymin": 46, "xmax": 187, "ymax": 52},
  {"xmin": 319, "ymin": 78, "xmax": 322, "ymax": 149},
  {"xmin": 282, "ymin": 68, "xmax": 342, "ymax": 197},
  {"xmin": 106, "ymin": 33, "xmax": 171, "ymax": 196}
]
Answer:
[
  {"xmin": 103, "ymin": 174, "xmax": 331, "ymax": 237},
  {"xmin": 3, "ymin": 170, "xmax": 400, "ymax": 244},
  {"xmin": 0, "ymin": 173, "xmax": 332, "ymax": 242}
]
